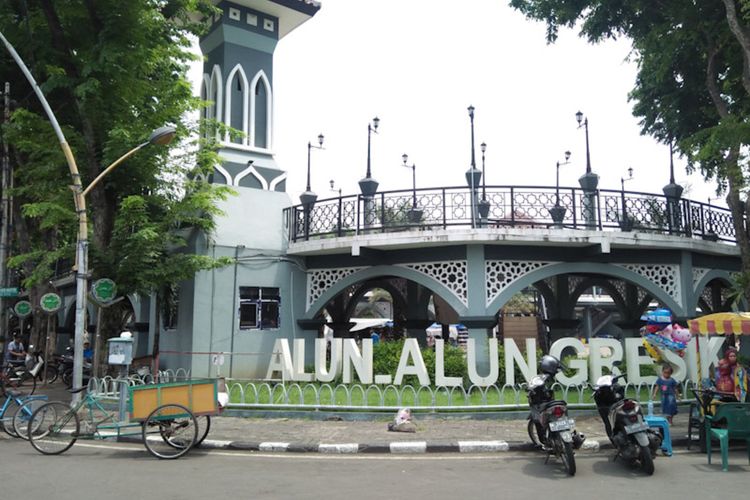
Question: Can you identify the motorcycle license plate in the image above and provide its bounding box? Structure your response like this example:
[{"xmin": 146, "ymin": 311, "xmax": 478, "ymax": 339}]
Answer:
[
  {"xmin": 624, "ymin": 422, "xmax": 649, "ymax": 434},
  {"xmin": 549, "ymin": 418, "xmax": 574, "ymax": 432}
]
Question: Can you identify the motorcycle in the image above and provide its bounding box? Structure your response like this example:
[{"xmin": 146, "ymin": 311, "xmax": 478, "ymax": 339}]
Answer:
[
  {"xmin": 526, "ymin": 355, "xmax": 585, "ymax": 476},
  {"xmin": 592, "ymin": 372, "xmax": 661, "ymax": 475},
  {"xmin": 25, "ymin": 347, "xmax": 58, "ymax": 383},
  {"xmin": 59, "ymin": 347, "xmax": 92, "ymax": 388}
]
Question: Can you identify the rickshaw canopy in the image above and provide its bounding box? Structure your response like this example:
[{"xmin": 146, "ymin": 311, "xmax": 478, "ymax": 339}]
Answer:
[{"xmin": 688, "ymin": 312, "xmax": 750, "ymax": 335}]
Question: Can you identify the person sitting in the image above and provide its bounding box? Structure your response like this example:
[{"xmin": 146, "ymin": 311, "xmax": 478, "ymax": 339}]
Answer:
[
  {"xmin": 4, "ymin": 332, "xmax": 27, "ymax": 368},
  {"xmin": 83, "ymin": 341, "xmax": 94, "ymax": 363}
]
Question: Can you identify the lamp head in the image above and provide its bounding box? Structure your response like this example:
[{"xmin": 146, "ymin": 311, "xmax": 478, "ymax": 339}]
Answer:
[
  {"xmin": 329, "ymin": 179, "xmax": 334, "ymax": 189},
  {"xmin": 402, "ymin": 153, "xmax": 408, "ymax": 165},
  {"xmin": 372, "ymin": 116, "xmax": 379, "ymax": 131},
  {"xmin": 628, "ymin": 166, "xmax": 634, "ymax": 179},
  {"xmin": 575, "ymin": 111, "xmax": 583, "ymax": 125},
  {"xmin": 564, "ymin": 150, "xmax": 571, "ymax": 161},
  {"xmin": 467, "ymin": 105, "xmax": 475, "ymax": 118},
  {"xmin": 148, "ymin": 125, "xmax": 177, "ymax": 146},
  {"xmin": 480, "ymin": 142, "xmax": 487, "ymax": 153},
  {"xmin": 318, "ymin": 134, "xmax": 324, "ymax": 147}
]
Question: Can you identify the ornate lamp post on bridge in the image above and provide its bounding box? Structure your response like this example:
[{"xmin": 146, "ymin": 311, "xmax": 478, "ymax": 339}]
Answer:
[
  {"xmin": 465, "ymin": 106, "xmax": 482, "ymax": 228},
  {"xmin": 662, "ymin": 141, "xmax": 685, "ymax": 234},
  {"xmin": 477, "ymin": 142, "xmax": 491, "ymax": 223},
  {"xmin": 401, "ymin": 153, "xmax": 423, "ymax": 223},
  {"xmin": 359, "ymin": 117, "xmax": 380, "ymax": 228},
  {"xmin": 549, "ymin": 150, "xmax": 572, "ymax": 227},
  {"xmin": 620, "ymin": 167, "xmax": 634, "ymax": 231},
  {"xmin": 300, "ymin": 134, "xmax": 324, "ymax": 238},
  {"xmin": 575, "ymin": 111, "xmax": 600, "ymax": 228}
]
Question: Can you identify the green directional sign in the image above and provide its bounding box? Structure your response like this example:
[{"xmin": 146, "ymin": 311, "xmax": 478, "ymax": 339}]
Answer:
[
  {"xmin": 0, "ymin": 287, "xmax": 19, "ymax": 298},
  {"xmin": 40, "ymin": 292, "xmax": 62, "ymax": 314},
  {"xmin": 92, "ymin": 278, "xmax": 117, "ymax": 304},
  {"xmin": 13, "ymin": 300, "xmax": 32, "ymax": 318}
]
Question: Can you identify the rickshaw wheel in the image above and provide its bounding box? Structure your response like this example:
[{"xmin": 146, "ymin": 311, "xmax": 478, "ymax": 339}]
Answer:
[
  {"xmin": 160, "ymin": 415, "xmax": 210, "ymax": 449},
  {"xmin": 143, "ymin": 404, "xmax": 197, "ymax": 459},
  {"xmin": 28, "ymin": 402, "xmax": 79, "ymax": 455}
]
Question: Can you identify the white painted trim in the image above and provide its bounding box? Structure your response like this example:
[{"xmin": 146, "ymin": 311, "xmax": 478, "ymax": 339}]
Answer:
[
  {"xmin": 219, "ymin": 141, "xmax": 275, "ymax": 156},
  {"xmin": 214, "ymin": 164, "xmax": 233, "ymax": 185},
  {"xmin": 224, "ymin": 64, "xmax": 249, "ymax": 144},
  {"xmin": 249, "ymin": 70, "xmax": 273, "ymax": 149},
  {"xmin": 269, "ymin": 172, "xmax": 287, "ymax": 191},
  {"xmin": 209, "ymin": 64, "xmax": 223, "ymax": 142},
  {"xmin": 235, "ymin": 161, "xmax": 269, "ymax": 189}
]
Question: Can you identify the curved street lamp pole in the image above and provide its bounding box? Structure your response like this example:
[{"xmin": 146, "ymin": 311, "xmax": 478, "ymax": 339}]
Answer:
[{"xmin": 1, "ymin": 31, "xmax": 175, "ymax": 403}]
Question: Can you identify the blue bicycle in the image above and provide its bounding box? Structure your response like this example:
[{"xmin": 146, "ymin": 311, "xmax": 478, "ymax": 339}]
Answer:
[{"xmin": 0, "ymin": 388, "xmax": 47, "ymax": 438}]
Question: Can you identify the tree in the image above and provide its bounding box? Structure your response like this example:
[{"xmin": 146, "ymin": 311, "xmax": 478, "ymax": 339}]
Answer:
[
  {"xmin": 0, "ymin": 1, "xmax": 232, "ymax": 355},
  {"xmin": 509, "ymin": 0, "xmax": 750, "ymax": 304}
]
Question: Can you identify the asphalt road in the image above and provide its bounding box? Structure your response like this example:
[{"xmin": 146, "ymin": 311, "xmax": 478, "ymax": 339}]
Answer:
[{"xmin": 0, "ymin": 438, "xmax": 747, "ymax": 499}]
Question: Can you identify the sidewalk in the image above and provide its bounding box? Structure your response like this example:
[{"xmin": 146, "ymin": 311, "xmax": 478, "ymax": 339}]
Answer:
[{"xmin": 9, "ymin": 383, "xmax": 691, "ymax": 455}]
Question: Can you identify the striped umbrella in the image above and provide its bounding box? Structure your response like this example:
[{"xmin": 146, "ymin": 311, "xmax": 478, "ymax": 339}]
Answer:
[{"xmin": 688, "ymin": 312, "xmax": 750, "ymax": 383}]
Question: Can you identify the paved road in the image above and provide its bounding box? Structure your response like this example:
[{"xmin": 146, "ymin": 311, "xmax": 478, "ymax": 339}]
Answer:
[{"xmin": 1, "ymin": 438, "xmax": 747, "ymax": 499}]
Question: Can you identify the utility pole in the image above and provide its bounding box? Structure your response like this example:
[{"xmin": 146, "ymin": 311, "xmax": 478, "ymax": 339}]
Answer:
[{"xmin": 1, "ymin": 82, "xmax": 11, "ymax": 340}]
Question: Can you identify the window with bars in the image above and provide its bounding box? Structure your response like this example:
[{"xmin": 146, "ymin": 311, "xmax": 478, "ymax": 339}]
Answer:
[{"xmin": 239, "ymin": 286, "xmax": 280, "ymax": 330}]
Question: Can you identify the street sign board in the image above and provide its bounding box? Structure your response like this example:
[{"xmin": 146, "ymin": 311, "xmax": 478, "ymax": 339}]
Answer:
[
  {"xmin": 92, "ymin": 278, "xmax": 117, "ymax": 304},
  {"xmin": 0, "ymin": 287, "xmax": 19, "ymax": 298},
  {"xmin": 13, "ymin": 300, "xmax": 32, "ymax": 318},
  {"xmin": 40, "ymin": 292, "xmax": 62, "ymax": 313}
]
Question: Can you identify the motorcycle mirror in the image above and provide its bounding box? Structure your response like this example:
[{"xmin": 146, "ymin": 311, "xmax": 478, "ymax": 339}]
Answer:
[{"xmin": 612, "ymin": 360, "xmax": 622, "ymax": 368}]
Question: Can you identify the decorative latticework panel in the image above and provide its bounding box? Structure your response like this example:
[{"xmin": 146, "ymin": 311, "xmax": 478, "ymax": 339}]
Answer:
[
  {"xmin": 568, "ymin": 276, "xmax": 586, "ymax": 295},
  {"xmin": 401, "ymin": 261, "xmax": 468, "ymax": 306},
  {"xmin": 486, "ymin": 260, "xmax": 554, "ymax": 306},
  {"xmin": 617, "ymin": 264, "xmax": 681, "ymax": 306},
  {"xmin": 611, "ymin": 279, "xmax": 627, "ymax": 301},
  {"xmin": 701, "ymin": 287, "xmax": 714, "ymax": 310},
  {"xmin": 307, "ymin": 267, "xmax": 365, "ymax": 309},
  {"xmin": 692, "ymin": 268, "xmax": 710, "ymax": 290}
]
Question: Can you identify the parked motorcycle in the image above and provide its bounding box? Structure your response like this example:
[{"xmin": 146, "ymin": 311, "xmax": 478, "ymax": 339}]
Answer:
[
  {"xmin": 592, "ymin": 371, "xmax": 661, "ymax": 475},
  {"xmin": 58, "ymin": 347, "xmax": 92, "ymax": 388},
  {"xmin": 526, "ymin": 355, "xmax": 585, "ymax": 476},
  {"xmin": 25, "ymin": 347, "xmax": 58, "ymax": 383}
]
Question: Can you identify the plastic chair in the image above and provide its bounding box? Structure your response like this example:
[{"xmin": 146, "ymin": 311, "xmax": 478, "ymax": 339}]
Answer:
[
  {"xmin": 705, "ymin": 403, "xmax": 750, "ymax": 472},
  {"xmin": 644, "ymin": 415, "xmax": 673, "ymax": 456}
]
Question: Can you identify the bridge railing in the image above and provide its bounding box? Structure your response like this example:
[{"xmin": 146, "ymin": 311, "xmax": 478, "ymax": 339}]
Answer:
[{"xmin": 284, "ymin": 185, "xmax": 735, "ymax": 243}]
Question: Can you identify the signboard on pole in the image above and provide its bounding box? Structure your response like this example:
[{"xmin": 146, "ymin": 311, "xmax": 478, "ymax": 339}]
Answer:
[
  {"xmin": 13, "ymin": 300, "xmax": 32, "ymax": 318},
  {"xmin": 40, "ymin": 292, "xmax": 62, "ymax": 314},
  {"xmin": 91, "ymin": 278, "xmax": 117, "ymax": 305}
]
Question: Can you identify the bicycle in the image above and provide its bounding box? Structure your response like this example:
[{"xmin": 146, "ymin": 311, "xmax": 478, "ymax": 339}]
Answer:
[
  {"xmin": 1, "ymin": 363, "xmax": 37, "ymax": 395},
  {"xmin": 0, "ymin": 387, "xmax": 47, "ymax": 437}
]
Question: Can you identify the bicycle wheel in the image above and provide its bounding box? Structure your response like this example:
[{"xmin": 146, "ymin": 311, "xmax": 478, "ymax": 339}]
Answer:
[
  {"xmin": 0, "ymin": 398, "xmax": 21, "ymax": 437},
  {"xmin": 143, "ymin": 404, "xmax": 197, "ymax": 459},
  {"xmin": 5, "ymin": 370, "xmax": 36, "ymax": 395},
  {"xmin": 13, "ymin": 398, "xmax": 48, "ymax": 440},
  {"xmin": 39, "ymin": 366, "xmax": 58, "ymax": 384},
  {"xmin": 28, "ymin": 402, "xmax": 79, "ymax": 455}
]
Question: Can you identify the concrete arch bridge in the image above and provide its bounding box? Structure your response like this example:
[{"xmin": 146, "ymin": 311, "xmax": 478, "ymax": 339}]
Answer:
[{"xmin": 285, "ymin": 184, "xmax": 743, "ymax": 370}]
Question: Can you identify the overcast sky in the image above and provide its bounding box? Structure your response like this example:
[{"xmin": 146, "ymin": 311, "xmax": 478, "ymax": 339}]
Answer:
[{"xmin": 195, "ymin": 0, "xmax": 721, "ymax": 206}]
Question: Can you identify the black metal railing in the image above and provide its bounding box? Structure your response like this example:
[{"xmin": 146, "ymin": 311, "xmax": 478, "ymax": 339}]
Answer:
[{"xmin": 284, "ymin": 185, "xmax": 736, "ymax": 244}]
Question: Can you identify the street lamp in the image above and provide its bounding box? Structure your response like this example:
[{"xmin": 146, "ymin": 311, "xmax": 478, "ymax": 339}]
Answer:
[
  {"xmin": 1, "ymin": 30, "xmax": 176, "ymax": 403},
  {"xmin": 549, "ymin": 150, "xmax": 571, "ymax": 226},
  {"xmin": 300, "ymin": 133, "xmax": 324, "ymax": 207},
  {"xmin": 555, "ymin": 151, "xmax": 572, "ymax": 206},
  {"xmin": 359, "ymin": 117, "xmax": 380, "ymax": 196},
  {"xmin": 401, "ymin": 153, "xmax": 417, "ymax": 209},
  {"xmin": 401, "ymin": 154, "xmax": 423, "ymax": 224},
  {"xmin": 575, "ymin": 110, "xmax": 592, "ymax": 175},
  {"xmin": 329, "ymin": 179, "xmax": 342, "ymax": 198},
  {"xmin": 465, "ymin": 105, "xmax": 482, "ymax": 228},
  {"xmin": 575, "ymin": 110, "xmax": 599, "ymax": 227},
  {"xmin": 477, "ymin": 142, "xmax": 490, "ymax": 220},
  {"xmin": 662, "ymin": 141, "xmax": 684, "ymax": 234},
  {"xmin": 620, "ymin": 167, "xmax": 634, "ymax": 231}
]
